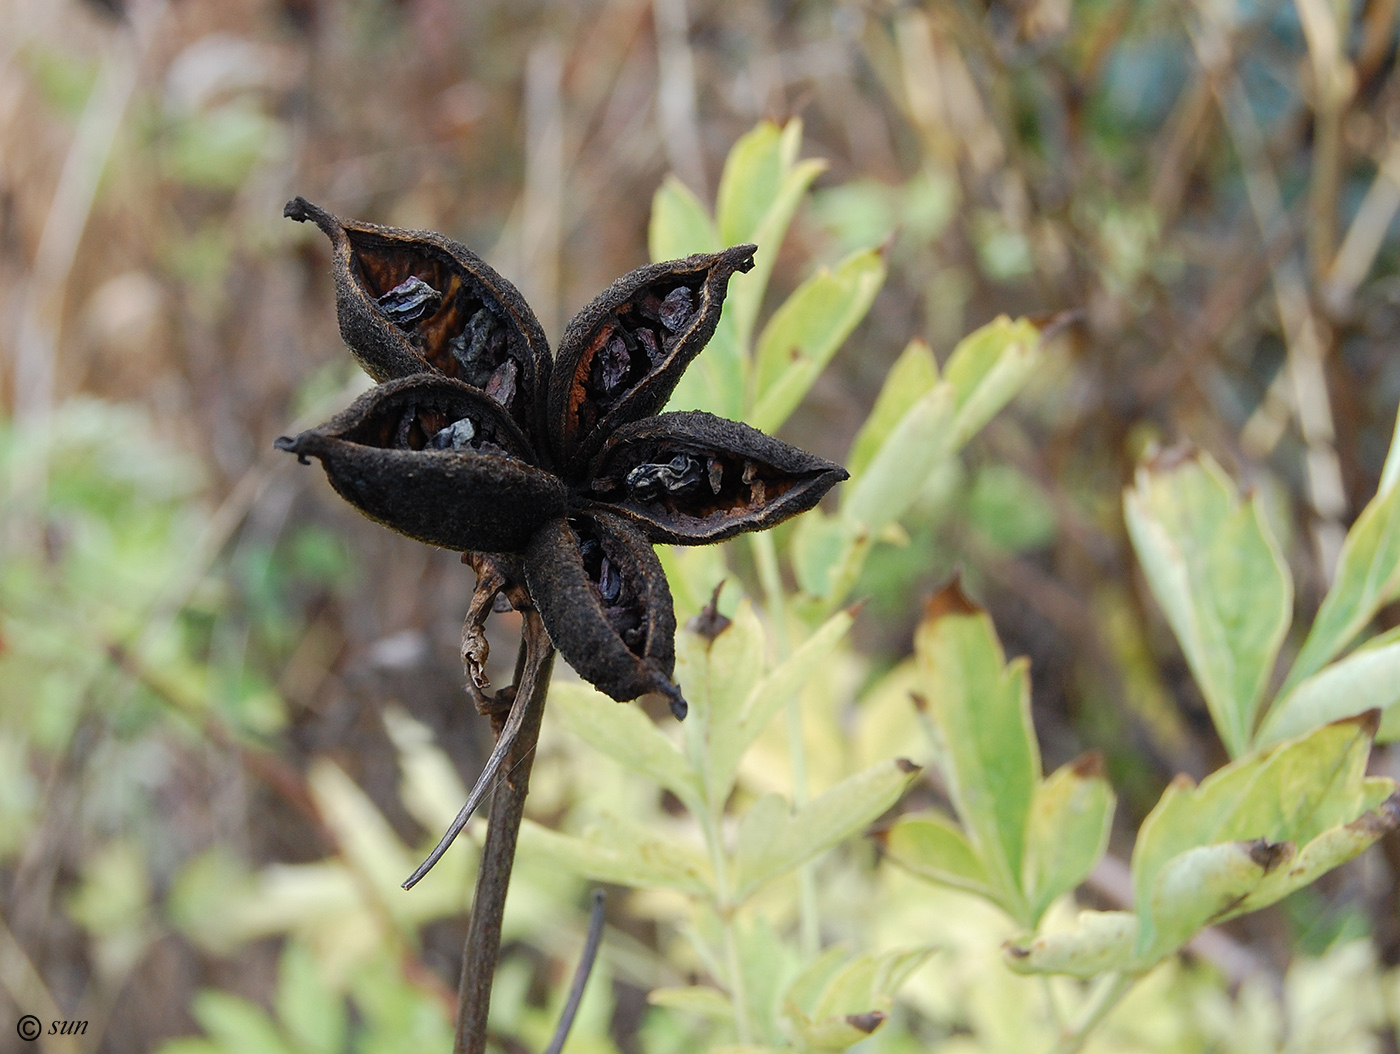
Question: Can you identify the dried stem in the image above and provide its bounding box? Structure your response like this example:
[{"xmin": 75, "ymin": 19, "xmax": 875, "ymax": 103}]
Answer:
[{"xmin": 455, "ymin": 609, "xmax": 556, "ymax": 1054}]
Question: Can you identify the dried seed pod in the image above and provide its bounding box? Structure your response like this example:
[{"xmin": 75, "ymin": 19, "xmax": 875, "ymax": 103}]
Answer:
[
  {"xmin": 284, "ymin": 197, "xmax": 552, "ymax": 452},
  {"xmin": 525, "ymin": 513, "xmax": 686, "ymax": 718},
  {"xmin": 580, "ymin": 411, "xmax": 848, "ymax": 544},
  {"xmin": 275, "ymin": 375, "xmax": 564, "ymax": 554},
  {"xmin": 549, "ymin": 245, "xmax": 756, "ymax": 472}
]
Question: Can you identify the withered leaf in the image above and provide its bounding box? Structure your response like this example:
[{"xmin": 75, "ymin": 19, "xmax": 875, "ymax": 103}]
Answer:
[
  {"xmin": 548, "ymin": 245, "xmax": 755, "ymax": 472},
  {"xmin": 581, "ymin": 411, "xmax": 847, "ymax": 544},
  {"xmin": 525, "ymin": 513, "xmax": 686, "ymax": 719},
  {"xmin": 275, "ymin": 375, "xmax": 564, "ymax": 554},
  {"xmin": 284, "ymin": 197, "xmax": 552, "ymax": 452}
]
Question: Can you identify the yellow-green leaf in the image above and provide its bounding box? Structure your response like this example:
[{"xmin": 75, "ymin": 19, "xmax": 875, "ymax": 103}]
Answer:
[
  {"xmin": 733, "ymin": 760, "xmax": 919, "ymax": 901},
  {"xmin": 750, "ymin": 248, "xmax": 885, "ymax": 433},
  {"xmin": 1022, "ymin": 754, "xmax": 1115, "ymax": 925},
  {"xmin": 943, "ymin": 315, "xmax": 1041, "ymax": 447},
  {"xmin": 846, "ymin": 339, "xmax": 939, "ymax": 480},
  {"xmin": 1004, "ymin": 911, "xmax": 1138, "ymax": 978},
  {"xmin": 649, "ymin": 175, "xmax": 720, "ymax": 260},
  {"xmin": 1124, "ymin": 452, "xmax": 1293, "ymax": 757}
]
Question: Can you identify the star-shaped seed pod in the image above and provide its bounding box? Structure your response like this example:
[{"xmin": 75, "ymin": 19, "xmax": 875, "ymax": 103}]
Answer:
[{"xmin": 277, "ymin": 196, "xmax": 847, "ymax": 718}]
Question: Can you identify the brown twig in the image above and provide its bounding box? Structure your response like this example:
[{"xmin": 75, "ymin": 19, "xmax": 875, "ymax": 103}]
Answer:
[{"xmin": 454, "ymin": 608, "xmax": 556, "ymax": 1054}]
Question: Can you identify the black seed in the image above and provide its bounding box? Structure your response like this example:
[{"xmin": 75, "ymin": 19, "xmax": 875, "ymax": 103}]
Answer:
[
  {"xmin": 594, "ymin": 332, "xmax": 631, "ymax": 393},
  {"xmin": 707, "ymin": 456, "xmax": 723, "ymax": 494},
  {"xmin": 378, "ymin": 275, "xmax": 442, "ymax": 327},
  {"xmin": 635, "ymin": 327, "xmax": 663, "ymax": 366},
  {"xmin": 430, "ymin": 418, "xmax": 476, "ymax": 450},
  {"xmin": 658, "ymin": 286, "xmax": 695, "ymax": 332},
  {"xmin": 626, "ymin": 454, "xmax": 704, "ymax": 501}
]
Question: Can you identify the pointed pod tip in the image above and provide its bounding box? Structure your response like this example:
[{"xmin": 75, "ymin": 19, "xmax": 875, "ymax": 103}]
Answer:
[
  {"xmin": 273, "ymin": 433, "xmax": 314, "ymax": 465},
  {"xmin": 652, "ymin": 678, "xmax": 688, "ymax": 720},
  {"xmin": 282, "ymin": 196, "xmax": 340, "ymax": 240}
]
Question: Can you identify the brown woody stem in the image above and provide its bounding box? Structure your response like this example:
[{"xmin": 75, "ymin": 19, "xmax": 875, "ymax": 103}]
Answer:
[{"xmin": 454, "ymin": 609, "xmax": 555, "ymax": 1054}]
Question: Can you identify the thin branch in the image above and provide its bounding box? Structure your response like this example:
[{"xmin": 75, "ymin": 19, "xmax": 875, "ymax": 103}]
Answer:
[
  {"xmin": 543, "ymin": 890, "xmax": 608, "ymax": 1054},
  {"xmin": 455, "ymin": 610, "xmax": 556, "ymax": 1054}
]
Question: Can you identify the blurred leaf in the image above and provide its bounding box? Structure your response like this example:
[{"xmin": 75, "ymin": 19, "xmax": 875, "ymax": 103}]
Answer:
[
  {"xmin": 1257, "ymin": 633, "xmax": 1400, "ymax": 748},
  {"xmin": 1281, "ymin": 410, "xmax": 1400, "ymax": 698},
  {"xmin": 648, "ymin": 986, "xmax": 734, "ymax": 1021},
  {"xmin": 1022, "ymin": 756, "xmax": 1114, "ymax": 924},
  {"xmin": 517, "ymin": 815, "xmax": 712, "ymax": 896},
  {"xmin": 881, "ymin": 812, "xmax": 1005, "ymax": 908},
  {"xmin": 1140, "ymin": 841, "xmax": 1286, "ymax": 963},
  {"xmin": 716, "ymin": 120, "xmax": 826, "ymax": 353},
  {"xmin": 381, "ymin": 708, "xmax": 470, "ymax": 835},
  {"xmin": 733, "ymin": 759, "xmax": 918, "ymax": 901},
  {"xmin": 1004, "ymin": 911, "xmax": 1139, "ymax": 978},
  {"xmin": 784, "ymin": 948, "xmax": 930, "ymax": 1051},
  {"xmin": 307, "ymin": 759, "xmax": 416, "ymax": 897},
  {"xmin": 1124, "ymin": 452, "xmax": 1292, "ymax": 757},
  {"xmin": 845, "ymin": 339, "xmax": 939, "ymax": 480},
  {"xmin": 650, "ymin": 175, "xmax": 720, "ymax": 259},
  {"xmin": 163, "ymin": 101, "xmax": 281, "ymax": 190},
  {"xmin": 749, "ymin": 247, "xmax": 885, "ymax": 434},
  {"xmin": 790, "ymin": 510, "xmax": 864, "ymax": 600},
  {"xmin": 966, "ymin": 464, "xmax": 1057, "ymax": 554},
  {"xmin": 1131, "ymin": 716, "xmax": 1398, "ymax": 962},
  {"xmin": 708, "ymin": 607, "xmax": 855, "ymax": 800},
  {"xmin": 915, "ymin": 605, "xmax": 1038, "ymax": 920},
  {"xmin": 191, "ymin": 991, "xmax": 294, "ymax": 1054},
  {"xmin": 942, "ymin": 315, "xmax": 1042, "ymax": 448},
  {"xmin": 676, "ymin": 600, "xmax": 766, "ymax": 802},
  {"xmin": 276, "ymin": 941, "xmax": 346, "ymax": 1054},
  {"xmin": 842, "ymin": 383, "xmax": 956, "ymax": 531},
  {"xmin": 551, "ymin": 681, "xmax": 704, "ymax": 812}
]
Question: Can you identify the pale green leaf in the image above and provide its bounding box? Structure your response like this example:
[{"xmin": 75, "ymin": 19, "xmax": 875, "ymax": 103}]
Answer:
[
  {"xmin": 1022, "ymin": 756, "xmax": 1115, "ymax": 925},
  {"xmin": 1139, "ymin": 841, "xmax": 1286, "ymax": 962},
  {"xmin": 550, "ymin": 681, "xmax": 704, "ymax": 812},
  {"xmin": 665, "ymin": 304, "xmax": 746, "ymax": 419},
  {"xmin": 707, "ymin": 606, "xmax": 855, "ymax": 797},
  {"xmin": 276, "ymin": 942, "xmax": 345, "ymax": 1054},
  {"xmin": 675, "ymin": 599, "xmax": 766, "ymax": 803},
  {"xmin": 1004, "ymin": 911, "xmax": 1138, "ymax": 978},
  {"xmin": 656, "ymin": 543, "xmax": 729, "ymax": 622},
  {"xmin": 942, "ymin": 315, "xmax": 1042, "ymax": 447},
  {"xmin": 715, "ymin": 120, "xmax": 825, "ymax": 354},
  {"xmin": 649, "ymin": 175, "xmax": 720, "ymax": 260},
  {"xmin": 782, "ymin": 945, "xmax": 852, "ymax": 1017},
  {"xmin": 749, "ymin": 248, "xmax": 886, "ymax": 433},
  {"xmin": 648, "ymin": 986, "xmax": 734, "ymax": 1021},
  {"xmin": 789, "ymin": 510, "xmax": 863, "ymax": 600},
  {"xmin": 842, "ymin": 382, "xmax": 956, "ymax": 531},
  {"xmin": 809, "ymin": 948, "xmax": 931, "ymax": 1021},
  {"xmin": 1226, "ymin": 778, "xmax": 1398, "ymax": 919},
  {"xmin": 1257, "ymin": 635, "xmax": 1400, "ymax": 748},
  {"xmin": 1123, "ymin": 453, "xmax": 1293, "ymax": 756},
  {"xmin": 1130, "ymin": 716, "xmax": 1396, "ymax": 958},
  {"xmin": 846, "ymin": 339, "xmax": 939, "ymax": 480},
  {"xmin": 1281, "ymin": 410, "xmax": 1400, "ymax": 697},
  {"xmin": 307, "ymin": 760, "xmax": 415, "ymax": 896},
  {"xmin": 880, "ymin": 812, "xmax": 1007, "ymax": 910},
  {"xmin": 733, "ymin": 759, "xmax": 919, "ymax": 900},
  {"xmin": 516, "ymin": 816, "xmax": 712, "ymax": 896},
  {"xmin": 914, "ymin": 608, "xmax": 1038, "ymax": 918},
  {"xmin": 192, "ymin": 991, "xmax": 295, "ymax": 1054}
]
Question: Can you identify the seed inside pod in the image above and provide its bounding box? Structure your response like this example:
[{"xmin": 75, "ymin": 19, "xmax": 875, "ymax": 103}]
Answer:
[
  {"xmin": 625, "ymin": 454, "xmax": 705, "ymax": 501},
  {"xmin": 657, "ymin": 286, "xmax": 695, "ymax": 332},
  {"xmin": 377, "ymin": 275, "xmax": 442, "ymax": 327},
  {"xmin": 430, "ymin": 418, "xmax": 476, "ymax": 450}
]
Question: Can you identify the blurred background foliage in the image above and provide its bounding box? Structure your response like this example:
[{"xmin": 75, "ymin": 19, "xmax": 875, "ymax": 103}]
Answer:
[{"xmin": 6, "ymin": 0, "xmax": 1400, "ymax": 1051}]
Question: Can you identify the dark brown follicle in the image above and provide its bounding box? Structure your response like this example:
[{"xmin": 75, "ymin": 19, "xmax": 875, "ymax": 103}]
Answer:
[
  {"xmin": 274, "ymin": 376, "xmax": 563, "ymax": 554},
  {"xmin": 283, "ymin": 197, "xmax": 552, "ymax": 448},
  {"xmin": 549, "ymin": 245, "xmax": 756, "ymax": 470},
  {"xmin": 524, "ymin": 514, "xmax": 686, "ymax": 718},
  {"xmin": 582, "ymin": 410, "xmax": 847, "ymax": 545}
]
